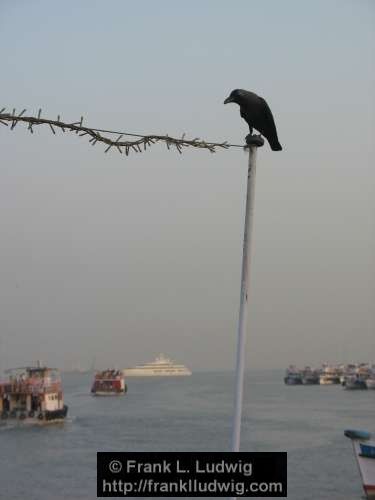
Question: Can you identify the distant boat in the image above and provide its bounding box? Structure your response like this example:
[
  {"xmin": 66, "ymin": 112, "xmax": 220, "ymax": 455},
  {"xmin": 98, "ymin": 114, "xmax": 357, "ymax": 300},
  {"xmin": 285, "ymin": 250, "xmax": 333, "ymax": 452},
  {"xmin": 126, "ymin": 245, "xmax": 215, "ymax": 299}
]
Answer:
[
  {"xmin": 123, "ymin": 354, "xmax": 191, "ymax": 377},
  {"xmin": 344, "ymin": 375, "xmax": 367, "ymax": 390},
  {"xmin": 345, "ymin": 429, "xmax": 375, "ymax": 498},
  {"xmin": 66, "ymin": 357, "xmax": 96, "ymax": 374},
  {"xmin": 366, "ymin": 372, "xmax": 375, "ymax": 390},
  {"xmin": 340, "ymin": 363, "xmax": 357, "ymax": 386},
  {"xmin": 91, "ymin": 369, "xmax": 127, "ymax": 396},
  {"xmin": 340, "ymin": 363, "xmax": 373, "ymax": 389},
  {"xmin": 66, "ymin": 365, "xmax": 89, "ymax": 374},
  {"xmin": 301, "ymin": 366, "xmax": 320, "ymax": 385},
  {"xmin": 284, "ymin": 365, "xmax": 303, "ymax": 385},
  {"xmin": 319, "ymin": 365, "xmax": 341, "ymax": 385}
]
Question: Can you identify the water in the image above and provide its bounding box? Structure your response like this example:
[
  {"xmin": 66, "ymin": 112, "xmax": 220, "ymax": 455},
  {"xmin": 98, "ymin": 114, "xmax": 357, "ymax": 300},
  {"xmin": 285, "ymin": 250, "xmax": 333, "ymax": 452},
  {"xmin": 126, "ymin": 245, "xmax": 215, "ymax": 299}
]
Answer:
[{"xmin": 0, "ymin": 370, "xmax": 372, "ymax": 499}]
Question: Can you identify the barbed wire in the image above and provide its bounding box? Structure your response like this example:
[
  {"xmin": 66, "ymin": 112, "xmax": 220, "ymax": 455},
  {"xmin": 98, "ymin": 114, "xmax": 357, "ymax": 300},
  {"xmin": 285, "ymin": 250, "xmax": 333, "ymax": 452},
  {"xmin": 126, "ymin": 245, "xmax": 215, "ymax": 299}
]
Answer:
[{"xmin": 0, "ymin": 107, "xmax": 245, "ymax": 156}]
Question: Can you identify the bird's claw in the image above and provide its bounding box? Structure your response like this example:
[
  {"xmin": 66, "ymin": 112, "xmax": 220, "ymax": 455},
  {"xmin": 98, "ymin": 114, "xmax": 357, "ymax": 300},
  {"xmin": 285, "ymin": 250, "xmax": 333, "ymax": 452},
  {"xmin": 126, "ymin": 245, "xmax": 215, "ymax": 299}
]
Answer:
[{"xmin": 245, "ymin": 134, "xmax": 265, "ymax": 147}]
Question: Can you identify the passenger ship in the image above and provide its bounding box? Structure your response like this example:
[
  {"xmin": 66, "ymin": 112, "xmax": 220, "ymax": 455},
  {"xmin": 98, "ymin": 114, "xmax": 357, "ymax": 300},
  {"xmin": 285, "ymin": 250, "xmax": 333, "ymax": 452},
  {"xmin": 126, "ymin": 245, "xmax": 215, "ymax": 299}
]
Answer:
[
  {"xmin": 91, "ymin": 369, "xmax": 127, "ymax": 396},
  {"xmin": 0, "ymin": 364, "xmax": 68, "ymax": 424},
  {"xmin": 123, "ymin": 354, "xmax": 192, "ymax": 377}
]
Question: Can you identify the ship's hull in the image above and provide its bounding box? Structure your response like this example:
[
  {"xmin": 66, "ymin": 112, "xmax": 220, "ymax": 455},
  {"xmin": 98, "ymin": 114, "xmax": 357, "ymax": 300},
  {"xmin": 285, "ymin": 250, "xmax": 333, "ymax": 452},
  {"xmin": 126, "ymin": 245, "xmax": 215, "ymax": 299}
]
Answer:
[
  {"xmin": 302, "ymin": 377, "xmax": 320, "ymax": 385},
  {"xmin": 319, "ymin": 376, "xmax": 340, "ymax": 385},
  {"xmin": 92, "ymin": 390, "xmax": 126, "ymax": 396},
  {"xmin": 284, "ymin": 376, "xmax": 303, "ymax": 385},
  {"xmin": 345, "ymin": 380, "xmax": 367, "ymax": 390},
  {"xmin": 1, "ymin": 405, "xmax": 68, "ymax": 425}
]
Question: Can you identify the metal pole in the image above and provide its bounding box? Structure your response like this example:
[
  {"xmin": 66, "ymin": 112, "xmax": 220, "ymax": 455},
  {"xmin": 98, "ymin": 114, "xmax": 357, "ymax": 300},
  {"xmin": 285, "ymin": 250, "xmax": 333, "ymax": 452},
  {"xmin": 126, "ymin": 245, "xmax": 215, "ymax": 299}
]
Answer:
[{"xmin": 231, "ymin": 136, "xmax": 264, "ymax": 453}]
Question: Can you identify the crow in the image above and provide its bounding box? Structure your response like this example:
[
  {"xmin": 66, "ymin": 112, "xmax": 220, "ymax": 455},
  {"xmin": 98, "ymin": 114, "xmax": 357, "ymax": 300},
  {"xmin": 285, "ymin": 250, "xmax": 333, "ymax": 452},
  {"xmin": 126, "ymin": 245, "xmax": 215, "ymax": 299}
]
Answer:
[{"xmin": 224, "ymin": 89, "xmax": 282, "ymax": 151}]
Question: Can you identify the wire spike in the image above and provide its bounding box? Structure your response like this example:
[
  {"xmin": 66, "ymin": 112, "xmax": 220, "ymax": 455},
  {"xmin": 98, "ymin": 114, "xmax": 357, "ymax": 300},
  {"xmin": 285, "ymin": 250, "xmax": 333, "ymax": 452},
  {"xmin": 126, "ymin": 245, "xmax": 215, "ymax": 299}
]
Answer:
[{"xmin": 0, "ymin": 106, "xmax": 238, "ymax": 155}]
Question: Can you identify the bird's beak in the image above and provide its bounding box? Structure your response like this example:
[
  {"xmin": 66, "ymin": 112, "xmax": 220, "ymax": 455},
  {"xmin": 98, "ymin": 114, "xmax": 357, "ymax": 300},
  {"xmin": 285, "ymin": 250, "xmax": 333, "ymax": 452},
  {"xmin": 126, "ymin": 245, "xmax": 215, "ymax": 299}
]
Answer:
[{"xmin": 224, "ymin": 96, "xmax": 233, "ymax": 104}]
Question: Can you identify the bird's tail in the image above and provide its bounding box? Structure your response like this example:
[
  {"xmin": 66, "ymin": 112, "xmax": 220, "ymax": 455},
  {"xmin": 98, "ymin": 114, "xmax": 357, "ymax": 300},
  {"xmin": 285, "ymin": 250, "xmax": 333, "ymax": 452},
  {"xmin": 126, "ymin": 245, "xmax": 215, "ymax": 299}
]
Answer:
[{"xmin": 271, "ymin": 140, "xmax": 282, "ymax": 151}]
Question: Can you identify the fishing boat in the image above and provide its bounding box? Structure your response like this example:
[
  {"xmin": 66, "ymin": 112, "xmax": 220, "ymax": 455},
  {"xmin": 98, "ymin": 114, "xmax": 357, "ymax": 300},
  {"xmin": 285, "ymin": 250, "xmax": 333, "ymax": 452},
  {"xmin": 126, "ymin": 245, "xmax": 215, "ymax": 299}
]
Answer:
[
  {"xmin": 366, "ymin": 372, "xmax": 375, "ymax": 390},
  {"xmin": 344, "ymin": 375, "xmax": 367, "ymax": 390},
  {"xmin": 91, "ymin": 369, "xmax": 127, "ymax": 396},
  {"xmin": 0, "ymin": 364, "xmax": 68, "ymax": 424},
  {"xmin": 284, "ymin": 365, "xmax": 303, "ymax": 385},
  {"xmin": 301, "ymin": 366, "xmax": 320, "ymax": 385},
  {"xmin": 345, "ymin": 429, "xmax": 375, "ymax": 498},
  {"xmin": 123, "ymin": 354, "xmax": 192, "ymax": 377},
  {"xmin": 340, "ymin": 363, "xmax": 357, "ymax": 386}
]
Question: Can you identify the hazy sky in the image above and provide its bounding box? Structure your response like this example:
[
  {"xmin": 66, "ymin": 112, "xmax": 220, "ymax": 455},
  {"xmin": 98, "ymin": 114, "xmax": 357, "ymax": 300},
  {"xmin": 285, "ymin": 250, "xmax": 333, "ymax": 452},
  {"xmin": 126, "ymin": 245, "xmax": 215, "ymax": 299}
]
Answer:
[{"xmin": 0, "ymin": 0, "xmax": 374, "ymax": 371}]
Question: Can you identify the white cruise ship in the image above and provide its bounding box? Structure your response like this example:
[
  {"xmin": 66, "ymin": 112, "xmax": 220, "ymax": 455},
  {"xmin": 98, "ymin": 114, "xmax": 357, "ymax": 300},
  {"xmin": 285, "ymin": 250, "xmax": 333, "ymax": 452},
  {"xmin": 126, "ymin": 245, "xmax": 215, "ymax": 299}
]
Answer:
[{"xmin": 123, "ymin": 354, "xmax": 192, "ymax": 377}]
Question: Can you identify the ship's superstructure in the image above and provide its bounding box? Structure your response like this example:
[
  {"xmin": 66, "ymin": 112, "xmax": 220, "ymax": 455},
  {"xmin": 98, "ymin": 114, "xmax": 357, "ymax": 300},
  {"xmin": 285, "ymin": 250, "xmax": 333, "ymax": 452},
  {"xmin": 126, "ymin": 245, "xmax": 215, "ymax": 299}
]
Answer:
[{"xmin": 0, "ymin": 365, "xmax": 68, "ymax": 423}]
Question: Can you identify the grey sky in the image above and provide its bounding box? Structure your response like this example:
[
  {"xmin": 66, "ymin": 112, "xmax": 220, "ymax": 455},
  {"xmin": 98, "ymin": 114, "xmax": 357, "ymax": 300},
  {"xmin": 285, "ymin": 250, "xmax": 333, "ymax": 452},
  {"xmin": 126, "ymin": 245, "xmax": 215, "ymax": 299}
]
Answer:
[{"xmin": 0, "ymin": 0, "xmax": 374, "ymax": 371}]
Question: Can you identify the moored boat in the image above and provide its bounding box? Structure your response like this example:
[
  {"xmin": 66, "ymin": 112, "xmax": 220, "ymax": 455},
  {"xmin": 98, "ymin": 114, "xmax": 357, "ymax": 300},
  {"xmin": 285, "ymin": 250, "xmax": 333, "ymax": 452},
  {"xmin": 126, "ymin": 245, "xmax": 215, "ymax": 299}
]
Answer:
[
  {"xmin": 340, "ymin": 363, "xmax": 357, "ymax": 386},
  {"xmin": 357, "ymin": 363, "xmax": 372, "ymax": 381},
  {"xmin": 301, "ymin": 366, "xmax": 320, "ymax": 385},
  {"xmin": 366, "ymin": 373, "xmax": 375, "ymax": 390},
  {"xmin": 319, "ymin": 365, "xmax": 341, "ymax": 385},
  {"xmin": 345, "ymin": 429, "xmax": 375, "ymax": 498},
  {"xmin": 284, "ymin": 365, "xmax": 303, "ymax": 385},
  {"xmin": 0, "ymin": 364, "xmax": 68, "ymax": 425},
  {"xmin": 91, "ymin": 369, "xmax": 127, "ymax": 396},
  {"xmin": 344, "ymin": 375, "xmax": 367, "ymax": 390}
]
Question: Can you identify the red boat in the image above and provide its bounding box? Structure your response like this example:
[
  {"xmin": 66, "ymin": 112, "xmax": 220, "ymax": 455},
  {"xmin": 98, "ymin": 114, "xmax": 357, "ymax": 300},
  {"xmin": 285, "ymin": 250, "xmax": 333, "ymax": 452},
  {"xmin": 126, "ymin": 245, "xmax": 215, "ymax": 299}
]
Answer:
[{"xmin": 91, "ymin": 369, "xmax": 127, "ymax": 396}]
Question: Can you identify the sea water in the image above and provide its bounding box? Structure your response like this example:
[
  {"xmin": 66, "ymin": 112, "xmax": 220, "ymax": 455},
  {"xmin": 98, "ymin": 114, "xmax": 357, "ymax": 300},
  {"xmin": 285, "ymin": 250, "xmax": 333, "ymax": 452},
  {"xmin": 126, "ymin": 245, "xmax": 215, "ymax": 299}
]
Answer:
[{"xmin": 0, "ymin": 370, "xmax": 372, "ymax": 499}]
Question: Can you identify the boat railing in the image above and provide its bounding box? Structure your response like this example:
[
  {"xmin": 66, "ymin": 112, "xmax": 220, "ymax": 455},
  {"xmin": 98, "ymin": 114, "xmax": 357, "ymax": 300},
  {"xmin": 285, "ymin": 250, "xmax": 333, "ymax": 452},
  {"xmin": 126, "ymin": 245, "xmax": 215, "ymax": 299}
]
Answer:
[
  {"xmin": 0, "ymin": 380, "xmax": 61, "ymax": 394},
  {"xmin": 94, "ymin": 372, "xmax": 123, "ymax": 380}
]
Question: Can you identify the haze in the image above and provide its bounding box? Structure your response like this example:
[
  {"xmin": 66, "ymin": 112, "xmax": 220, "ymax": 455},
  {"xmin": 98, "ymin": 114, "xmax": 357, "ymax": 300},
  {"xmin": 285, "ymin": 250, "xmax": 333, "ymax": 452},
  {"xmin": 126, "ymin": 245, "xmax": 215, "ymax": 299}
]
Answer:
[{"xmin": 0, "ymin": 0, "xmax": 374, "ymax": 372}]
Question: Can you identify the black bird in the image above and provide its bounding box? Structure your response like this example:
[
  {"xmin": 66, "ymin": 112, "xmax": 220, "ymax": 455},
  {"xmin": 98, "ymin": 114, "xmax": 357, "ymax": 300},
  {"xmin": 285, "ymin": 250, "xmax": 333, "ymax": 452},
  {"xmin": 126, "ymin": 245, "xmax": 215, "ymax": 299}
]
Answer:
[{"xmin": 224, "ymin": 89, "xmax": 282, "ymax": 151}]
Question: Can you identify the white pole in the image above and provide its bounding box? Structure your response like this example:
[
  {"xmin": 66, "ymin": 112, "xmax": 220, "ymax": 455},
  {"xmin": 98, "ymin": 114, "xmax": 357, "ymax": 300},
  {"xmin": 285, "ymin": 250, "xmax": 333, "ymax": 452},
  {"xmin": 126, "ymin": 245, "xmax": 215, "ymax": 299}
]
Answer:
[{"xmin": 231, "ymin": 137, "xmax": 263, "ymax": 454}]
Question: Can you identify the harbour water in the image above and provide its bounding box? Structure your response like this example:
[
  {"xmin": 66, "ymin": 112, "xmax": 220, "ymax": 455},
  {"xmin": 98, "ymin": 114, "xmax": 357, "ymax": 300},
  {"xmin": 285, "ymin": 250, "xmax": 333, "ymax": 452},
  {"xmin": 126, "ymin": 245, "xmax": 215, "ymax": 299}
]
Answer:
[{"xmin": 0, "ymin": 369, "xmax": 373, "ymax": 499}]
